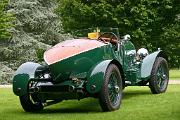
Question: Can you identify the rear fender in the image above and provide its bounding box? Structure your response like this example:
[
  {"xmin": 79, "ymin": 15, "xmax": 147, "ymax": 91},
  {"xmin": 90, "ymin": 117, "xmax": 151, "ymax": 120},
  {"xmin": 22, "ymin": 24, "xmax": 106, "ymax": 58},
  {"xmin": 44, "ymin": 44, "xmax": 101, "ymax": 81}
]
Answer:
[
  {"xmin": 86, "ymin": 60, "xmax": 112, "ymax": 94},
  {"xmin": 13, "ymin": 62, "xmax": 41, "ymax": 96},
  {"xmin": 141, "ymin": 50, "xmax": 167, "ymax": 79}
]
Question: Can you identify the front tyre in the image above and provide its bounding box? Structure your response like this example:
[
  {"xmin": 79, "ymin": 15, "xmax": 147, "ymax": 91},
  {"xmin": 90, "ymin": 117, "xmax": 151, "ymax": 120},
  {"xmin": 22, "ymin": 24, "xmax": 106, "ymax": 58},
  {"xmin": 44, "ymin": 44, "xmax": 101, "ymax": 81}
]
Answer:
[
  {"xmin": 99, "ymin": 64, "xmax": 123, "ymax": 112},
  {"xmin": 149, "ymin": 57, "xmax": 169, "ymax": 94},
  {"xmin": 20, "ymin": 93, "xmax": 44, "ymax": 112}
]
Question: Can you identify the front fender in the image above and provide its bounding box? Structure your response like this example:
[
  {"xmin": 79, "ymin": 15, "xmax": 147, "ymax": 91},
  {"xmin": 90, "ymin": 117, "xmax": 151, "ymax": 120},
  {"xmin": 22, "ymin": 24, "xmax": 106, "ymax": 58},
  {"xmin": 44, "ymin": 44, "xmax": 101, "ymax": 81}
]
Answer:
[
  {"xmin": 86, "ymin": 60, "xmax": 112, "ymax": 94},
  {"xmin": 141, "ymin": 50, "xmax": 167, "ymax": 79},
  {"xmin": 13, "ymin": 62, "xmax": 41, "ymax": 96}
]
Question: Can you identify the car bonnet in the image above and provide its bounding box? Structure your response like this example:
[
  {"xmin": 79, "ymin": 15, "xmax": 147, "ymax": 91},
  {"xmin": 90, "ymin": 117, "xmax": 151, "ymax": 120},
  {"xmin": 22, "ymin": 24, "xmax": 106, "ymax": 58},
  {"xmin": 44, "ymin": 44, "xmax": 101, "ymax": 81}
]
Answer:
[{"xmin": 44, "ymin": 39, "xmax": 106, "ymax": 65}]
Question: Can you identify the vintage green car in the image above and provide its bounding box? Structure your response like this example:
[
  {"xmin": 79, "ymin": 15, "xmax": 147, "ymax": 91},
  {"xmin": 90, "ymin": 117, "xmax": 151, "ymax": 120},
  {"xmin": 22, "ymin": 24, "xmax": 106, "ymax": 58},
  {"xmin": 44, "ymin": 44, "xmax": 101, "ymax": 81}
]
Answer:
[{"xmin": 12, "ymin": 28, "xmax": 169, "ymax": 112}]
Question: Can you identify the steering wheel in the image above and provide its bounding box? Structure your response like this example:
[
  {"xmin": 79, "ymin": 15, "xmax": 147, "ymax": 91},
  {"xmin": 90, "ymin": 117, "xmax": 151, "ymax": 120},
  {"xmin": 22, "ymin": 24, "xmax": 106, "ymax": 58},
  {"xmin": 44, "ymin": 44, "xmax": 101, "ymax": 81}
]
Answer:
[{"xmin": 97, "ymin": 32, "xmax": 118, "ymax": 45}]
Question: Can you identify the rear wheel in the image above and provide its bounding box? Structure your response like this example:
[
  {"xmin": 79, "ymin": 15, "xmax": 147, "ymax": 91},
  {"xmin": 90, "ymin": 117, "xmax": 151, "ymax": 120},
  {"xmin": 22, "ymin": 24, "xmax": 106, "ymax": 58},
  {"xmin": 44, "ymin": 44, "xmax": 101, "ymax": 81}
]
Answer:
[
  {"xmin": 149, "ymin": 57, "xmax": 169, "ymax": 94},
  {"xmin": 20, "ymin": 81, "xmax": 44, "ymax": 112},
  {"xmin": 20, "ymin": 93, "xmax": 44, "ymax": 112},
  {"xmin": 99, "ymin": 64, "xmax": 123, "ymax": 111}
]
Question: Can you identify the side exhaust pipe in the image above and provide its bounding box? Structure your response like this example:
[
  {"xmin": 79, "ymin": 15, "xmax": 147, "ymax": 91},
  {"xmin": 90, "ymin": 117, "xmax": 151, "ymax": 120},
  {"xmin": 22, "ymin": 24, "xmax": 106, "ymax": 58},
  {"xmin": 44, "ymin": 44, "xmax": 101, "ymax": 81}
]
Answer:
[{"xmin": 29, "ymin": 85, "xmax": 75, "ymax": 93}]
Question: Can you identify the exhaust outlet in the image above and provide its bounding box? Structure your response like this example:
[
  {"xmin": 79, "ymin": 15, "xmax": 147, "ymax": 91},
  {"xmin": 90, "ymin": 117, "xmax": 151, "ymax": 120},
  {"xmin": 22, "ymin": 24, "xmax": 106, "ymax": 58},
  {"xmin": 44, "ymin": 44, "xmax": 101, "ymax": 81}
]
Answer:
[
  {"xmin": 69, "ymin": 85, "xmax": 75, "ymax": 92},
  {"xmin": 29, "ymin": 85, "xmax": 76, "ymax": 93}
]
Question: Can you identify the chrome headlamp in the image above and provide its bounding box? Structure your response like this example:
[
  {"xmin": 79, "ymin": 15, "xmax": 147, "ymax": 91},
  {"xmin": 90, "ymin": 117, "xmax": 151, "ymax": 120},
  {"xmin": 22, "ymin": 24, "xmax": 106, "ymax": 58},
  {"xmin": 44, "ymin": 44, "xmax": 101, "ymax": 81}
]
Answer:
[{"xmin": 137, "ymin": 48, "xmax": 149, "ymax": 60}]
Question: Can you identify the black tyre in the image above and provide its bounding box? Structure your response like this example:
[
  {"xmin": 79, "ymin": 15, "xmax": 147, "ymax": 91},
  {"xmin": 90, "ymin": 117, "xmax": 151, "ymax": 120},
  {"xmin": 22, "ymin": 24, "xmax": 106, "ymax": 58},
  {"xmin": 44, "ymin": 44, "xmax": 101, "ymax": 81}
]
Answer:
[
  {"xmin": 20, "ymin": 93, "xmax": 44, "ymax": 112},
  {"xmin": 149, "ymin": 57, "xmax": 169, "ymax": 94},
  {"xmin": 99, "ymin": 64, "xmax": 123, "ymax": 111}
]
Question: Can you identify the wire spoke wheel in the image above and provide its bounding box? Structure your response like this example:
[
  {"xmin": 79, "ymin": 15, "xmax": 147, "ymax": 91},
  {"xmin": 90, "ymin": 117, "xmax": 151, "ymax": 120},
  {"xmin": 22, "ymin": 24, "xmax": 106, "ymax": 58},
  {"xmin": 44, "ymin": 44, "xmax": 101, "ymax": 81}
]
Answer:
[
  {"xmin": 156, "ymin": 64, "xmax": 168, "ymax": 89},
  {"xmin": 108, "ymin": 72, "xmax": 121, "ymax": 106},
  {"xmin": 149, "ymin": 57, "xmax": 169, "ymax": 94},
  {"xmin": 99, "ymin": 64, "xmax": 123, "ymax": 111}
]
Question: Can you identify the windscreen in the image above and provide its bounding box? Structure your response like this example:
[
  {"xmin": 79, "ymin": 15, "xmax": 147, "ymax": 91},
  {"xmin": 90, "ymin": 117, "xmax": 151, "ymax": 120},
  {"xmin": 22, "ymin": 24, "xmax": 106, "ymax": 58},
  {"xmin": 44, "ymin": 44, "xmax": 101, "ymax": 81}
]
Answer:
[{"xmin": 72, "ymin": 27, "xmax": 120, "ymax": 39}]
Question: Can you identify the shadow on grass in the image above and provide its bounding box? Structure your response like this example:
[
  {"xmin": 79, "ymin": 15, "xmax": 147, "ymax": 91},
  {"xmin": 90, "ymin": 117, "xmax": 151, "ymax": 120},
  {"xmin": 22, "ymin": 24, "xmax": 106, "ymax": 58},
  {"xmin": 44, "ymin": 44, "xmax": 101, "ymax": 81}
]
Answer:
[
  {"xmin": 40, "ymin": 107, "xmax": 101, "ymax": 114},
  {"xmin": 7, "ymin": 99, "xmax": 102, "ymax": 115},
  {"xmin": 123, "ymin": 90, "xmax": 151, "ymax": 99},
  {"xmin": 7, "ymin": 89, "xmax": 152, "ymax": 114},
  {"xmin": 39, "ymin": 99, "xmax": 102, "ymax": 114},
  {"xmin": 38, "ymin": 89, "xmax": 151, "ymax": 114}
]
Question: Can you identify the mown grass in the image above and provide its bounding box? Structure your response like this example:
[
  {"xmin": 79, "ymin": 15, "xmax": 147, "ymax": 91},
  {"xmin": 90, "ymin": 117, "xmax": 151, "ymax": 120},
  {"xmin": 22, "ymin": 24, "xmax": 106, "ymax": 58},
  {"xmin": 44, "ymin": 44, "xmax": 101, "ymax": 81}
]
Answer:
[
  {"xmin": 0, "ymin": 85, "xmax": 180, "ymax": 120},
  {"xmin": 170, "ymin": 69, "xmax": 180, "ymax": 80}
]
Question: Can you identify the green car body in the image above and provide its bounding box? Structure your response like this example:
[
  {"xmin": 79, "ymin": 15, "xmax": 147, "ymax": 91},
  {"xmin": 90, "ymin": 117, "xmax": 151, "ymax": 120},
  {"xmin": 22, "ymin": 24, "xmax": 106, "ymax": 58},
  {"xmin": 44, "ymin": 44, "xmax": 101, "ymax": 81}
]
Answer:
[{"xmin": 12, "ymin": 28, "xmax": 169, "ymax": 112}]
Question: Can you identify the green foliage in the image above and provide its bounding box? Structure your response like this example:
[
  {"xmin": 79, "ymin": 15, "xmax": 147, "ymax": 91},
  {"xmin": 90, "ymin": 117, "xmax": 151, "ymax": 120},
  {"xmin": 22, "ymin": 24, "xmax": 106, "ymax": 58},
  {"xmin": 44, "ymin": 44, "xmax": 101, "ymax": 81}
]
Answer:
[
  {"xmin": 36, "ymin": 48, "xmax": 45, "ymax": 62},
  {"xmin": 0, "ymin": 0, "xmax": 13, "ymax": 40},
  {"xmin": 57, "ymin": 0, "xmax": 180, "ymax": 68}
]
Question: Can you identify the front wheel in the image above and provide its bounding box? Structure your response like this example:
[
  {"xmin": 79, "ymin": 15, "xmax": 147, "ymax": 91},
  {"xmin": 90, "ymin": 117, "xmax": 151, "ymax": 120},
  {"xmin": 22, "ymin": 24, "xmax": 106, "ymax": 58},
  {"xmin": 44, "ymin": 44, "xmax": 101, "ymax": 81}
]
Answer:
[
  {"xmin": 20, "ymin": 93, "xmax": 44, "ymax": 112},
  {"xmin": 149, "ymin": 57, "xmax": 169, "ymax": 94},
  {"xmin": 99, "ymin": 64, "xmax": 123, "ymax": 111}
]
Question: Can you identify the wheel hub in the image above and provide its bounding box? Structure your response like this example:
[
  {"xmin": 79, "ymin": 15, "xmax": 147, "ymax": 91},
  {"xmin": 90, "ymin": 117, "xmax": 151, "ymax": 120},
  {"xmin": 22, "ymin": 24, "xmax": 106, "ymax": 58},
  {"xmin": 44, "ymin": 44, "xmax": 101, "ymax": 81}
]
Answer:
[
  {"xmin": 114, "ymin": 85, "xmax": 120, "ymax": 93},
  {"xmin": 162, "ymin": 74, "xmax": 166, "ymax": 80}
]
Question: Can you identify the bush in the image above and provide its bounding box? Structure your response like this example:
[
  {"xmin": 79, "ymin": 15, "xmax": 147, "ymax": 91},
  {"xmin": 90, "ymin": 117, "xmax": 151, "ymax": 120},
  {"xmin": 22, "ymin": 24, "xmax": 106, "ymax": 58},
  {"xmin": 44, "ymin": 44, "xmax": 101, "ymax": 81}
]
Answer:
[
  {"xmin": 36, "ymin": 48, "xmax": 45, "ymax": 62},
  {"xmin": 0, "ymin": 0, "xmax": 14, "ymax": 40}
]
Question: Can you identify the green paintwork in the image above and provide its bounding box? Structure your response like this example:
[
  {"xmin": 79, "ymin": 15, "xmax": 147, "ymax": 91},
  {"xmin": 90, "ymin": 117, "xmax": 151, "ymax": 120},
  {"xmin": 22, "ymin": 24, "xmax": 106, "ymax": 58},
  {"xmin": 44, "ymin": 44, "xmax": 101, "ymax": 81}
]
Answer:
[
  {"xmin": 86, "ymin": 60, "xmax": 112, "ymax": 93},
  {"xmin": 47, "ymin": 37, "xmax": 139, "ymax": 93},
  {"xmin": 122, "ymin": 40, "xmax": 136, "ymax": 69},
  {"xmin": 12, "ymin": 62, "xmax": 40, "ymax": 96},
  {"xmin": 48, "ymin": 44, "xmax": 117, "ymax": 94},
  {"xmin": 48, "ymin": 44, "xmax": 113, "ymax": 81},
  {"xmin": 13, "ymin": 74, "xmax": 29, "ymax": 96},
  {"xmin": 118, "ymin": 40, "xmax": 140, "ymax": 85}
]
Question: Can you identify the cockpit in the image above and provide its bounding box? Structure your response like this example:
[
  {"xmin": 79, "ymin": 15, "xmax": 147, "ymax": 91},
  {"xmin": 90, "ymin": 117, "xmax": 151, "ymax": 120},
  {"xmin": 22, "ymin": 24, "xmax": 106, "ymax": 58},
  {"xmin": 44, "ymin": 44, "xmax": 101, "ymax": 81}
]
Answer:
[{"xmin": 72, "ymin": 27, "xmax": 120, "ymax": 45}]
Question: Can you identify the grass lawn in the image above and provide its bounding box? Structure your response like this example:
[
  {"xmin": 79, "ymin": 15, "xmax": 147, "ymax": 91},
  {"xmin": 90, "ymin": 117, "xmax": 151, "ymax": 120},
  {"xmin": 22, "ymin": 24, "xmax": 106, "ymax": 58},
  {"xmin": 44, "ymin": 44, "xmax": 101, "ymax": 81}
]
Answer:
[
  {"xmin": 0, "ymin": 85, "xmax": 180, "ymax": 120},
  {"xmin": 170, "ymin": 69, "xmax": 180, "ymax": 80}
]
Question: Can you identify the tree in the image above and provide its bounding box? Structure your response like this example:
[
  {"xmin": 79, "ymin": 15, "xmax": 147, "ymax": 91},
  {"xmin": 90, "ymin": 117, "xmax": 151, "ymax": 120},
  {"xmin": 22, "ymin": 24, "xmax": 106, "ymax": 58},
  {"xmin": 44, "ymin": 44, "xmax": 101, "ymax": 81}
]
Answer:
[
  {"xmin": 0, "ymin": 0, "xmax": 13, "ymax": 40},
  {"xmin": 57, "ymin": 0, "xmax": 180, "ymax": 68}
]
